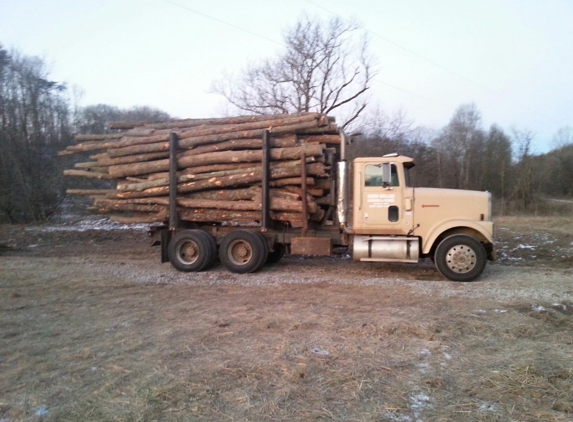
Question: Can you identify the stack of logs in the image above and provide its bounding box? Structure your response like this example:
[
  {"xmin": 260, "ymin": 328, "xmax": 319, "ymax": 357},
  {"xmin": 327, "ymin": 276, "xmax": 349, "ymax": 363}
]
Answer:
[{"xmin": 61, "ymin": 113, "xmax": 340, "ymax": 227}]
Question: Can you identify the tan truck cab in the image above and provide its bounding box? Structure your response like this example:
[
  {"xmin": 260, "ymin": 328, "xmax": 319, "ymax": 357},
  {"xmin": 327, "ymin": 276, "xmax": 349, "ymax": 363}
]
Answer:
[{"xmin": 350, "ymin": 154, "xmax": 495, "ymax": 281}]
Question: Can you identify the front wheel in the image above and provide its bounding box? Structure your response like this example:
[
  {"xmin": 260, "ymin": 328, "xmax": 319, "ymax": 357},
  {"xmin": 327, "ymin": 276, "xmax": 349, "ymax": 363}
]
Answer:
[{"xmin": 434, "ymin": 235, "xmax": 487, "ymax": 282}]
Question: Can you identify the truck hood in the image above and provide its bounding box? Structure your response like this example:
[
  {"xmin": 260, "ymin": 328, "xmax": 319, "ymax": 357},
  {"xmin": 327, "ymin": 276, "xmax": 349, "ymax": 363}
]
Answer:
[{"xmin": 413, "ymin": 188, "xmax": 491, "ymax": 222}]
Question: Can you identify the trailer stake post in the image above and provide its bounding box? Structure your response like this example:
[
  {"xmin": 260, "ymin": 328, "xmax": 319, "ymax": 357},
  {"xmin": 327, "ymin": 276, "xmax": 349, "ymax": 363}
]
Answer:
[
  {"xmin": 168, "ymin": 132, "xmax": 179, "ymax": 230},
  {"xmin": 261, "ymin": 130, "xmax": 271, "ymax": 231},
  {"xmin": 301, "ymin": 152, "xmax": 308, "ymax": 235}
]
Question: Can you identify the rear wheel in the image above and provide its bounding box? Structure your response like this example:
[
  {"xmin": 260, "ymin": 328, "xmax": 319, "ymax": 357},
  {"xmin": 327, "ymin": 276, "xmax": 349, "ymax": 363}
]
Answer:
[
  {"xmin": 219, "ymin": 230, "xmax": 268, "ymax": 273},
  {"xmin": 266, "ymin": 243, "xmax": 286, "ymax": 264},
  {"xmin": 168, "ymin": 230, "xmax": 217, "ymax": 272},
  {"xmin": 434, "ymin": 235, "xmax": 487, "ymax": 282}
]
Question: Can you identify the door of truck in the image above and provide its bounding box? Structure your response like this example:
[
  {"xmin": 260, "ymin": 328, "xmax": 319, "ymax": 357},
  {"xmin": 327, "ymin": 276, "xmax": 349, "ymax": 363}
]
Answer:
[{"xmin": 359, "ymin": 161, "xmax": 414, "ymax": 234}]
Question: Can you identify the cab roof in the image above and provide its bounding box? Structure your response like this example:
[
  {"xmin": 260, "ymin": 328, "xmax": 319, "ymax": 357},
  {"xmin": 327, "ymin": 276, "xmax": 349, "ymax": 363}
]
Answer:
[{"xmin": 353, "ymin": 155, "xmax": 415, "ymax": 165}]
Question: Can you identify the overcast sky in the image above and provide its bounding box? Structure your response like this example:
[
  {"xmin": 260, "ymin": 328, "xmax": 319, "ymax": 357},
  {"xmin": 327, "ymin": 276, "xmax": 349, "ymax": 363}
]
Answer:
[{"xmin": 1, "ymin": 0, "xmax": 571, "ymax": 153}]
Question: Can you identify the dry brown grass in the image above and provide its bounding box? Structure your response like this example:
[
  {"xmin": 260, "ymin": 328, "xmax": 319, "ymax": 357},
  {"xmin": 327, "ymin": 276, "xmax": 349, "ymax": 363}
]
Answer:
[{"xmin": 1, "ymin": 218, "xmax": 572, "ymax": 421}]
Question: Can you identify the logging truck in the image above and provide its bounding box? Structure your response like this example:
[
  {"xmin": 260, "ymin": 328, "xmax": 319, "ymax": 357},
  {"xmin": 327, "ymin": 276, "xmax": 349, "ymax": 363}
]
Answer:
[{"xmin": 152, "ymin": 130, "xmax": 495, "ymax": 282}]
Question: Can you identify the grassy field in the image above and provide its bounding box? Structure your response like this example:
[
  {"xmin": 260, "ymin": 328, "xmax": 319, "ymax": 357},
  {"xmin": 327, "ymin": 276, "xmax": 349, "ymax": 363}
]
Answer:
[{"xmin": 0, "ymin": 216, "xmax": 572, "ymax": 422}]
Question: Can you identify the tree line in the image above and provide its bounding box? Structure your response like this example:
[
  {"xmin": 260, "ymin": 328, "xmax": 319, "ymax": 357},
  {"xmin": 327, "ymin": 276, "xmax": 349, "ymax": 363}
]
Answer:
[
  {"xmin": 0, "ymin": 45, "xmax": 171, "ymax": 223},
  {"xmin": 1, "ymin": 16, "xmax": 571, "ymax": 223},
  {"xmin": 350, "ymin": 104, "xmax": 573, "ymax": 214}
]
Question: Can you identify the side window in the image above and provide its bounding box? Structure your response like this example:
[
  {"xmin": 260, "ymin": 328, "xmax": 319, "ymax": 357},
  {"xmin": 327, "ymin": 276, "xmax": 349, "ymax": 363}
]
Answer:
[{"xmin": 364, "ymin": 164, "xmax": 399, "ymax": 187}]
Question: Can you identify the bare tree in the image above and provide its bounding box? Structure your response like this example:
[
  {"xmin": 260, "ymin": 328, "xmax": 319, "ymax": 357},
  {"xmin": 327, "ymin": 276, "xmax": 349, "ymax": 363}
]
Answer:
[
  {"xmin": 212, "ymin": 15, "xmax": 374, "ymax": 129},
  {"xmin": 552, "ymin": 126, "xmax": 573, "ymax": 149},
  {"xmin": 511, "ymin": 128, "xmax": 535, "ymax": 209},
  {"xmin": 432, "ymin": 104, "xmax": 485, "ymax": 189},
  {"xmin": 348, "ymin": 106, "xmax": 414, "ymax": 159}
]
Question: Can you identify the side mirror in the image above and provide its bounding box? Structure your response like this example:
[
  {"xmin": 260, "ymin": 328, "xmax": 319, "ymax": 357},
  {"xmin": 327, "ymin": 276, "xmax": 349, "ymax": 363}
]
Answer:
[{"xmin": 381, "ymin": 163, "xmax": 391, "ymax": 186}]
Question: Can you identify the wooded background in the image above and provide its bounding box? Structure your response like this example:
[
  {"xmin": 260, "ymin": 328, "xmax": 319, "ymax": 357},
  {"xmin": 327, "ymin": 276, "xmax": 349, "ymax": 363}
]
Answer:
[{"xmin": 1, "ymin": 35, "xmax": 571, "ymax": 223}]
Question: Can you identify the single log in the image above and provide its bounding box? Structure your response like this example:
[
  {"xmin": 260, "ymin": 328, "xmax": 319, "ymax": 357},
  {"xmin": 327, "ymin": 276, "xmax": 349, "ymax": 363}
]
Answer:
[
  {"xmin": 177, "ymin": 208, "xmax": 304, "ymax": 225},
  {"xmin": 178, "ymin": 136, "xmax": 297, "ymax": 157},
  {"xmin": 178, "ymin": 208, "xmax": 261, "ymax": 223},
  {"xmin": 269, "ymin": 189, "xmax": 301, "ymax": 200},
  {"xmin": 74, "ymin": 162, "xmax": 100, "ymax": 169},
  {"xmin": 107, "ymin": 140, "xmax": 170, "ymax": 157},
  {"xmin": 66, "ymin": 189, "xmax": 116, "ymax": 196},
  {"xmin": 269, "ymin": 177, "xmax": 314, "ymax": 187},
  {"xmin": 177, "ymin": 197, "xmax": 313, "ymax": 213},
  {"xmin": 183, "ymin": 187, "xmax": 261, "ymax": 201},
  {"xmin": 256, "ymin": 191, "xmax": 318, "ymax": 213},
  {"xmin": 96, "ymin": 197, "xmax": 170, "ymax": 205},
  {"xmin": 96, "ymin": 152, "xmax": 170, "ymax": 167},
  {"xmin": 313, "ymin": 178, "xmax": 332, "ymax": 190},
  {"xmin": 315, "ymin": 195, "xmax": 332, "ymax": 205},
  {"xmin": 123, "ymin": 127, "xmax": 156, "ymax": 137},
  {"xmin": 126, "ymin": 112, "xmax": 320, "ymax": 130},
  {"xmin": 74, "ymin": 133, "xmax": 123, "ymax": 142},
  {"xmin": 296, "ymin": 123, "xmax": 339, "ymax": 134},
  {"xmin": 70, "ymin": 165, "xmax": 109, "ymax": 173},
  {"xmin": 110, "ymin": 210, "xmax": 167, "ymax": 224},
  {"xmin": 63, "ymin": 169, "xmax": 113, "ymax": 180},
  {"xmin": 59, "ymin": 141, "xmax": 109, "ymax": 155},
  {"xmin": 283, "ymin": 185, "xmax": 325, "ymax": 197},
  {"xmin": 67, "ymin": 135, "xmax": 172, "ymax": 155},
  {"xmin": 117, "ymin": 174, "xmax": 194, "ymax": 192},
  {"xmin": 107, "ymin": 122, "xmax": 142, "ymax": 130},
  {"xmin": 112, "ymin": 133, "xmax": 170, "ymax": 145},
  {"xmin": 108, "ymin": 144, "xmax": 325, "ymax": 178},
  {"xmin": 96, "ymin": 201, "xmax": 166, "ymax": 213},
  {"xmin": 299, "ymin": 134, "xmax": 341, "ymax": 145},
  {"xmin": 180, "ymin": 162, "xmax": 257, "ymax": 177}
]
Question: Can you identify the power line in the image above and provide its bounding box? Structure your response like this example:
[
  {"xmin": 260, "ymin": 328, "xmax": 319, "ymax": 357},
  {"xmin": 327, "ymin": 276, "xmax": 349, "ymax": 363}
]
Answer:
[
  {"xmin": 305, "ymin": 0, "xmax": 498, "ymax": 94},
  {"xmin": 374, "ymin": 80, "xmax": 454, "ymax": 110},
  {"xmin": 160, "ymin": 0, "xmax": 449, "ymax": 110},
  {"xmin": 305, "ymin": 0, "xmax": 564, "ymax": 127},
  {"xmin": 161, "ymin": 0, "xmax": 283, "ymax": 46}
]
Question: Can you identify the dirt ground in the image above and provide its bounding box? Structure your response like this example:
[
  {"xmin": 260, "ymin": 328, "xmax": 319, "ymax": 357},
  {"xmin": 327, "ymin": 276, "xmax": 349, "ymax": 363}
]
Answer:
[{"xmin": 1, "ymin": 216, "xmax": 572, "ymax": 422}]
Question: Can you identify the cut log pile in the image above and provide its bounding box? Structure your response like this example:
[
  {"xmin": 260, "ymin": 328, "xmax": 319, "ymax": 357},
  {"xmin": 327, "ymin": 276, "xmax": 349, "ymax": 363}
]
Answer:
[{"xmin": 61, "ymin": 113, "xmax": 341, "ymax": 227}]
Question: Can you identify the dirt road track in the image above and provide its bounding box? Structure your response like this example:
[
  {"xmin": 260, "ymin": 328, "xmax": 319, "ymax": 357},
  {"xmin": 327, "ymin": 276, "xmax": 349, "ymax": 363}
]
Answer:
[{"xmin": 1, "ymin": 220, "xmax": 572, "ymax": 421}]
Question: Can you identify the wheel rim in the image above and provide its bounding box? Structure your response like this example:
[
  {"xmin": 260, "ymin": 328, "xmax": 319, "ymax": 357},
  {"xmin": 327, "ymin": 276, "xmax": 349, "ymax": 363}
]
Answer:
[
  {"xmin": 445, "ymin": 244, "xmax": 477, "ymax": 273},
  {"xmin": 176, "ymin": 240, "xmax": 199, "ymax": 265},
  {"xmin": 228, "ymin": 239, "xmax": 253, "ymax": 266}
]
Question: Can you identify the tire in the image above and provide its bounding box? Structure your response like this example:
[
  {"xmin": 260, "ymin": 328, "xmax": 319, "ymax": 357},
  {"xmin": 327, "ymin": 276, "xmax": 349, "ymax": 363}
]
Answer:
[
  {"xmin": 219, "ymin": 230, "xmax": 267, "ymax": 274},
  {"xmin": 168, "ymin": 230, "xmax": 217, "ymax": 272},
  {"xmin": 254, "ymin": 231, "xmax": 270, "ymax": 267},
  {"xmin": 434, "ymin": 235, "xmax": 487, "ymax": 282},
  {"xmin": 266, "ymin": 243, "xmax": 286, "ymax": 264}
]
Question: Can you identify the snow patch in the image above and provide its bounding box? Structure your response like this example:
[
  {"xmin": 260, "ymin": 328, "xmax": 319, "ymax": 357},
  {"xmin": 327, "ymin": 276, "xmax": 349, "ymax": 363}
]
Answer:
[
  {"xmin": 410, "ymin": 393, "xmax": 433, "ymax": 421},
  {"xmin": 513, "ymin": 244, "xmax": 535, "ymax": 250},
  {"xmin": 479, "ymin": 402, "xmax": 498, "ymax": 413},
  {"xmin": 26, "ymin": 218, "xmax": 149, "ymax": 233},
  {"xmin": 35, "ymin": 406, "xmax": 48, "ymax": 416}
]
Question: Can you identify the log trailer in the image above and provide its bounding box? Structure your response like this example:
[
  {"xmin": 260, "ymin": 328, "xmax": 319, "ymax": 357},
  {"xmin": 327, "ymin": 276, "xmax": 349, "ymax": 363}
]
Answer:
[{"xmin": 152, "ymin": 130, "xmax": 495, "ymax": 282}]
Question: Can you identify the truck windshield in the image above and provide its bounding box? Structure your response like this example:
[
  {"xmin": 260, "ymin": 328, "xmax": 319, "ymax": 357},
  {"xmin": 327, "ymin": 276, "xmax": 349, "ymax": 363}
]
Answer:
[{"xmin": 404, "ymin": 166, "xmax": 411, "ymax": 187}]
